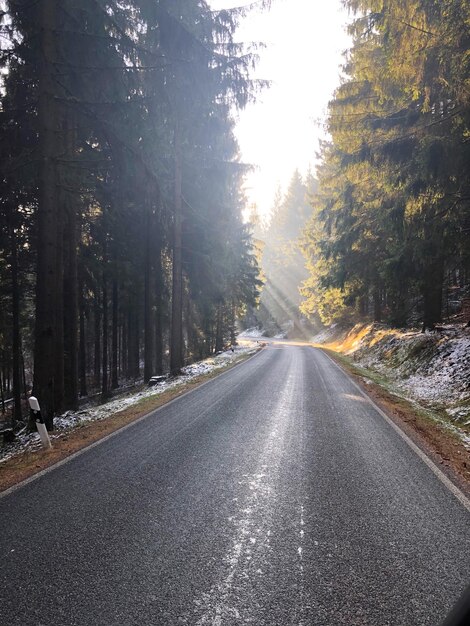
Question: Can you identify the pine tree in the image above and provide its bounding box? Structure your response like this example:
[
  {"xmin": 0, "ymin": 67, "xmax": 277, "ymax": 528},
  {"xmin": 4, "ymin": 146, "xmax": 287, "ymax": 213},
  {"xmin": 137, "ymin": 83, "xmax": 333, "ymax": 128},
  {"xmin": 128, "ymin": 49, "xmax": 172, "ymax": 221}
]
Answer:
[
  {"xmin": 301, "ymin": 0, "xmax": 470, "ymax": 329},
  {"xmin": 0, "ymin": 0, "xmax": 267, "ymax": 426}
]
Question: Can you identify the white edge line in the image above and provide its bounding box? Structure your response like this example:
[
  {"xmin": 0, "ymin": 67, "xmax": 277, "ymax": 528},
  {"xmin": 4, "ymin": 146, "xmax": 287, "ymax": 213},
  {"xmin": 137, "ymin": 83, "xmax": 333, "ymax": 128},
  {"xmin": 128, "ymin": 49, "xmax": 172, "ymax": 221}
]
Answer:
[
  {"xmin": 318, "ymin": 347, "xmax": 470, "ymax": 513},
  {"xmin": 0, "ymin": 347, "xmax": 265, "ymax": 500}
]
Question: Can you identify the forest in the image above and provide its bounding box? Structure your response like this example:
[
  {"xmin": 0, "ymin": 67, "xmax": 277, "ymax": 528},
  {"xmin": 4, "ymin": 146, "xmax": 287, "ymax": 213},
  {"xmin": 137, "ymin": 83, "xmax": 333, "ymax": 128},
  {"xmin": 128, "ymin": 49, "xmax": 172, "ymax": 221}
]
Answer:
[
  {"xmin": 0, "ymin": 0, "xmax": 267, "ymax": 427},
  {"xmin": 246, "ymin": 170, "xmax": 316, "ymax": 338},
  {"xmin": 300, "ymin": 0, "xmax": 470, "ymax": 331},
  {"xmin": 2, "ymin": 0, "xmax": 470, "ymax": 430}
]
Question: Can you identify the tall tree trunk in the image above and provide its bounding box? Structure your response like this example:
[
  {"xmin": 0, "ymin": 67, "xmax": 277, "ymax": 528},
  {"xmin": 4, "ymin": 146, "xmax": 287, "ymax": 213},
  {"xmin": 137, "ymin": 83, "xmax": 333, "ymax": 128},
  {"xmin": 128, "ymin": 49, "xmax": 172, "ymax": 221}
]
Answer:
[
  {"xmin": 111, "ymin": 277, "xmax": 119, "ymax": 389},
  {"xmin": 1, "ymin": 365, "xmax": 6, "ymax": 401},
  {"xmin": 0, "ymin": 371, "xmax": 4, "ymax": 415},
  {"xmin": 373, "ymin": 286, "xmax": 382, "ymax": 323},
  {"xmin": 170, "ymin": 122, "xmax": 183, "ymax": 375},
  {"xmin": 63, "ymin": 201, "xmax": 78, "ymax": 410},
  {"xmin": 127, "ymin": 305, "xmax": 140, "ymax": 379},
  {"xmin": 144, "ymin": 206, "xmax": 154, "ymax": 382},
  {"xmin": 154, "ymin": 245, "xmax": 163, "ymax": 376},
  {"xmin": 102, "ymin": 272, "xmax": 109, "ymax": 399},
  {"xmin": 215, "ymin": 305, "xmax": 224, "ymax": 353},
  {"xmin": 127, "ymin": 303, "xmax": 140, "ymax": 379},
  {"xmin": 1, "ymin": 365, "xmax": 7, "ymax": 398},
  {"xmin": 359, "ymin": 291, "xmax": 368, "ymax": 318},
  {"xmin": 422, "ymin": 258, "xmax": 444, "ymax": 330},
  {"xmin": 422, "ymin": 220, "xmax": 444, "ymax": 331},
  {"xmin": 230, "ymin": 300, "xmax": 237, "ymax": 346},
  {"xmin": 10, "ymin": 226, "xmax": 21, "ymax": 425},
  {"xmin": 61, "ymin": 108, "xmax": 78, "ymax": 410},
  {"xmin": 122, "ymin": 310, "xmax": 128, "ymax": 378},
  {"xmin": 53, "ymin": 196, "xmax": 64, "ymax": 416},
  {"xmin": 389, "ymin": 285, "xmax": 408, "ymax": 328},
  {"xmin": 127, "ymin": 308, "xmax": 133, "ymax": 378},
  {"xmin": 133, "ymin": 311, "xmax": 140, "ymax": 378},
  {"xmin": 184, "ymin": 286, "xmax": 193, "ymax": 360},
  {"xmin": 33, "ymin": 0, "xmax": 59, "ymax": 430},
  {"xmin": 118, "ymin": 311, "xmax": 122, "ymax": 379},
  {"xmin": 21, "ymin": 346, "xmax": 27, "ymax": 401},
  {"xmin": 79, "ymin": 272, "xmax": 88, "ymax": 398},
  {"xmin": 93, "ymin": 292, "xmax": 101, "ymax": 388}
]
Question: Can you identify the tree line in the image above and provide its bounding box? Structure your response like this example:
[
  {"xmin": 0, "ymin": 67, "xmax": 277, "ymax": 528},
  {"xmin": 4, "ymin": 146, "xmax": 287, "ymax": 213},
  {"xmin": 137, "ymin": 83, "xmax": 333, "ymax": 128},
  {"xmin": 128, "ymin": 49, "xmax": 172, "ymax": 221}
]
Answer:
[
  {"xmin": 0, "ymin": 0, "xmax": 266, "ymax": 428},
  {"xmin": 301, "ymin": 0, "xmax": 470, "ymax": 329},
  {"xmin": 245, "ymin": 170, "xmax": 316, "ymax": 337}
]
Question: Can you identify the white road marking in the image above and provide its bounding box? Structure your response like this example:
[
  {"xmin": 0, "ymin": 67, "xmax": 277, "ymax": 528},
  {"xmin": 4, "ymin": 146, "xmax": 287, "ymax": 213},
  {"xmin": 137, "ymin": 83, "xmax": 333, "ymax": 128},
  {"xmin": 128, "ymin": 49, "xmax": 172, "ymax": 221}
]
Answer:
[
  {"xmin": 195, "ymin": 366, "xmax": 296, "ymax": 625},
  {"xmin": 320, "ymin": 348, "xmax": 470, "ymax": 513}
]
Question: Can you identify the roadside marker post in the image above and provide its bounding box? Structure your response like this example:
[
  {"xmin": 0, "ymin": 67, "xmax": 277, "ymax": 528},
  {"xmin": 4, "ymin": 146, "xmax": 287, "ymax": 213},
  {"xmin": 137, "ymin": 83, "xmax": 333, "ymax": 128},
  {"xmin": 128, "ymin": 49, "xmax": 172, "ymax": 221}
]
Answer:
[{"xmin": 28, "ymin": 397, "xmax": 52, "ymax": 450}]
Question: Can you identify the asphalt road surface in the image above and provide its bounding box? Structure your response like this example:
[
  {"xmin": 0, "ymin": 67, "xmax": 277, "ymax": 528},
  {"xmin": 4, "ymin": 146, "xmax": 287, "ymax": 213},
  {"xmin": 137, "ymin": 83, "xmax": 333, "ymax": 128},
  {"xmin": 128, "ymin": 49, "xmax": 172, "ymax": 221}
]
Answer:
[{"xmin": 1, "ymin": 344, "xmax": 469, "ymax": 626}]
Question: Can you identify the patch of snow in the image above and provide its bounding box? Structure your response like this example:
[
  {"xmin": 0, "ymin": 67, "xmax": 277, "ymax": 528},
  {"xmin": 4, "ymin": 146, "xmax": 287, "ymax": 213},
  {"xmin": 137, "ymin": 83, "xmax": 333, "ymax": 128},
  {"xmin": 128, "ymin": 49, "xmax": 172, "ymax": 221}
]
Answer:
[
  {"xmin": 347, "ymin": 324, "xmax": 470, "ymax": 447},
  {"xmin": 311, "ymin": 326, "xmax": 338, "ymax": 344},
  {"xmin": 239, "ymin": 327, "xmax": 265, "ymax": 338},
  {"xmin": 0, "ymin": 343, "xmax": 259, "ymax": 465}
]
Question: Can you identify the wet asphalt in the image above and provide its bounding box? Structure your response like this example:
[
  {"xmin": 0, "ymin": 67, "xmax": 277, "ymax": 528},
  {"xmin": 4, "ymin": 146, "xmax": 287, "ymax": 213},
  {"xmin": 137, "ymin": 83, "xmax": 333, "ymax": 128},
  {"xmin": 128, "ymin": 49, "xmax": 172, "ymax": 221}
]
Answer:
[{"xmin": 0, "ymin": 344, "xmax": 469, "ymax": 626}]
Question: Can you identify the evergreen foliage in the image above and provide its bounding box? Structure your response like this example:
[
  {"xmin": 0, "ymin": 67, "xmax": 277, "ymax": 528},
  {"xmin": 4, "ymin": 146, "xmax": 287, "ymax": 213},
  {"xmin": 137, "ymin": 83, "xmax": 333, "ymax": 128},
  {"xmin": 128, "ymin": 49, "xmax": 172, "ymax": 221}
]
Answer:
[
  {"xmin": 256, "ymin": 170, "xmax": 315, "ymax": 336},
  {"xmin": 301, "ymin": 0, "xmax": 470, "ymax": 329},
  {"xmin": 0, "ymin": 0, "xmax": 263, "ymax": 426}
]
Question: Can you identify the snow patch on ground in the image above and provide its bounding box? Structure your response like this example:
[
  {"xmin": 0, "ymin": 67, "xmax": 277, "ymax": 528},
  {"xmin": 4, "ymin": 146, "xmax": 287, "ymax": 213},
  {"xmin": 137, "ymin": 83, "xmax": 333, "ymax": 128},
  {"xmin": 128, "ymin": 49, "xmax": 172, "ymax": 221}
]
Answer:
[
  {"xmin": 311, "ymin": 324, "xmax": 339, "ymax": 345},
  {"xmin": 0, "ymin": 343, "xmax": 259, "ymax": 465},
  {"xmin": 317, "ymin": 323, "xmax": 470, "ymax": 448},
  {"xmin": 239, "ymin": 327, "xmax": 265, "ymax": 339},
  {"xmin": 352, "ymin": 328, "xmax": 470, "ymax": 406},
  {"xmin": 359, "ymin": 327, "xmax": 470, "ymax": 440}
]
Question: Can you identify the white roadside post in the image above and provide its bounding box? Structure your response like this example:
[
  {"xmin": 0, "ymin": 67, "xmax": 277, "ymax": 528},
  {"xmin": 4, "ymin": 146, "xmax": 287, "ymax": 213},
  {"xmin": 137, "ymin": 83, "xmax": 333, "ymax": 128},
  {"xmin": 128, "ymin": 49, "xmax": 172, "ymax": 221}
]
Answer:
[{"xmin": 28, "ymin": 396, "xmax": 52, "ymax": 450}]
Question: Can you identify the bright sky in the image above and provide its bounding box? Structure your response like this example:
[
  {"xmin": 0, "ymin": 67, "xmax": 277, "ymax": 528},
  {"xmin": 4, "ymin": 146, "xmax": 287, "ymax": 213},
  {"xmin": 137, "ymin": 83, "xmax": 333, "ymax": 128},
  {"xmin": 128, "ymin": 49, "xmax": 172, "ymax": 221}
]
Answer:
[{"xmin": 210, "ymin": 0, "xmax": 352, "ymax": 219}]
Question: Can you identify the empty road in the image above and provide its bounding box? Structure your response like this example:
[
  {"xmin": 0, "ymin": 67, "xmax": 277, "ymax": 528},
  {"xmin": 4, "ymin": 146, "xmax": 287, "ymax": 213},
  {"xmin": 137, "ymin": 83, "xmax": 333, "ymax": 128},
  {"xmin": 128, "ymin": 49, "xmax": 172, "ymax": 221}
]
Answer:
[{"xmin": 1, "ymin": 344, "xmax": 469, "ymax": 625}]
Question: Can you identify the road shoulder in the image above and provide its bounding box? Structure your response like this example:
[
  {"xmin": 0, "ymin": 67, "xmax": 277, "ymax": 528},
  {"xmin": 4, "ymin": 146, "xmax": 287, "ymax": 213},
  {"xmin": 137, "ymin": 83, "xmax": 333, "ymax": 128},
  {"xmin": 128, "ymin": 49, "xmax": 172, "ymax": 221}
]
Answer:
[
  {"xmin": 0, "ymin": 348, "xmax": 262, "ymax": 494},
  {"xmin": 321, "ymin": 347, "xmax": 470, "ymax": 499}
]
